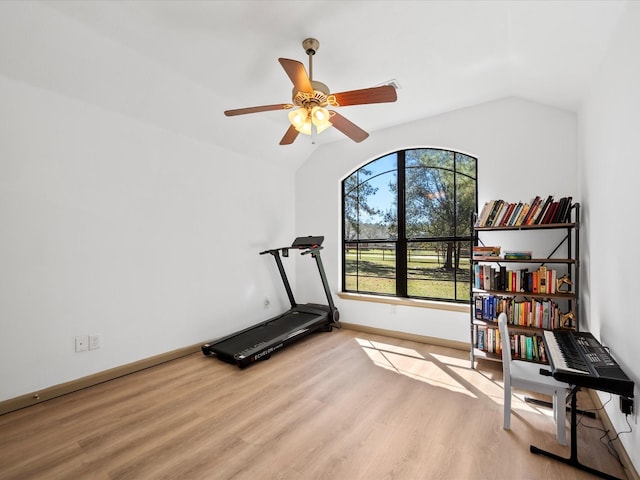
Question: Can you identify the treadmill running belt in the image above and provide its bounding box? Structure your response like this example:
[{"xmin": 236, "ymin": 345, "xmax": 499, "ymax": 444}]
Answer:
[{"xmin": 212, "ymin": 311, "xmax": 323, "ymax": 357}]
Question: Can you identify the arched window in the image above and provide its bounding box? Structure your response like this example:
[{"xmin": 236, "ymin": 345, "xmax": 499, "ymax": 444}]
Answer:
[{"xmin": 342, "ymin": 148, "xmax": 477, "ymax": 303}]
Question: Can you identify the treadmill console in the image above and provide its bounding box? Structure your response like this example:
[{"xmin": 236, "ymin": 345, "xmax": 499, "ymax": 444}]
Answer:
[{"xmin": 292, "ymin": 236, "xmax": 324, "ymax": 248}]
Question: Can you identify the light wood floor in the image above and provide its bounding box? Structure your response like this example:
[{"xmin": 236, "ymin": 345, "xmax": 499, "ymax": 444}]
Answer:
[{"xmin": 0, "ymin": 329, "xmax": 631, "ymax": 479}]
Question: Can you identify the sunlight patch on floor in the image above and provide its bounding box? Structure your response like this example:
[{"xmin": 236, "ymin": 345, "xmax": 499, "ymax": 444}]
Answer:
[
  {"xmin": 356, "ymin": 338, "xmax": 476, "ymax": 397},
  {"xmin": 429, "ymin": 352, "xmax": 470, "ymax": 368},
  {"xmin": 353, "ymin": 336, "xmax": 563, "ymax": 443}
]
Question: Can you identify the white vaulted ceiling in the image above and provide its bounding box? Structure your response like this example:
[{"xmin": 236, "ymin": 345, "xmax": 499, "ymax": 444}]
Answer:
[{"xmin": 1, "ymin": 0, "xmax": 628, "ymax": 168}]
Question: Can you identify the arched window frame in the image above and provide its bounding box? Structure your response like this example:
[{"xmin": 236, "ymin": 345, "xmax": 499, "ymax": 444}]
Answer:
[{"xmin": 342, "ymin": 148, "xmax": 477, "ymax": 303}]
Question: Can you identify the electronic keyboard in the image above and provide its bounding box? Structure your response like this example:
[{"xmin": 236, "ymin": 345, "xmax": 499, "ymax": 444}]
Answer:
[{"xmin": 543, "ymin": 330, "xmax": 634, "ymax": 398}]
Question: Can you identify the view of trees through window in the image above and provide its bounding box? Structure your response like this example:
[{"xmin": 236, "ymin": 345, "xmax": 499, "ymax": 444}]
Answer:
[{"xmin": 343, "ymin": 148, "xmax": 477, "ymax": 302}]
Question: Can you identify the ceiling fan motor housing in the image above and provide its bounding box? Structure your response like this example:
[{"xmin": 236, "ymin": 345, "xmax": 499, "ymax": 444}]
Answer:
[{"xmin": 292, "ymin": 80, "xmax": 332, "ymax": 109}]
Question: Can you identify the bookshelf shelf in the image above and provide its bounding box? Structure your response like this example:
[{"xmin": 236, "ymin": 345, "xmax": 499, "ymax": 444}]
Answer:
[
  {"xmin": 472, "ymin": 350, "xmax": 501, "ymax": 362},
  {"xmin": 473, "ymin": 318, "xmax": 549, "ymax": 333},
  {"xmin": 473, "ymin": 257, "xmax": 576, "ymax": 264},
  {"xmin": 472, "ymin": 288, "xmax": 576, "ymax": 300},
  {"xmin": 472, "ymin": 348, "xmax": 543, "ymax": 364},
  {"xmin": 470, "ymin": 201, "xmax": 580, "ymax": 368},
  {"xmin": 474, "ymin": 222, "xmax": 576, "ymax": 232}
]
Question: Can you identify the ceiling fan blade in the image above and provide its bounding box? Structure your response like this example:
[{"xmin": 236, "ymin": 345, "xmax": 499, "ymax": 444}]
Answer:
[
  {"xmin": 279, "ymin": 125, "xmax": 299, "ymax": 145},
  {"xmin": 278, "ymin": 58, "xmax": 313, "ymax": 94},
  {"xmin": 224, "ymin": 104, "xmax": 293, "ymax": 116},
  {"xmin": 329, "ymin": 111, "xmax": 369, "ymax": 143},
  {"xmin": 331, "ymin": 85, "xmax": 397, "ymax": 107}
]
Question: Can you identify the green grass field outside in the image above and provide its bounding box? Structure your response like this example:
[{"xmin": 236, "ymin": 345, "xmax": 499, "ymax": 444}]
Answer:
[{"xmin": 345, "ymin": 247, "xmax": 470, "ymax": 301}]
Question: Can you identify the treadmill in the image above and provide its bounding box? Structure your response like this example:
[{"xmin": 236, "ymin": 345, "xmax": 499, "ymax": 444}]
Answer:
[{"xmin": 201, "ymin": 236, "xmax": 340, "ymax": 367}]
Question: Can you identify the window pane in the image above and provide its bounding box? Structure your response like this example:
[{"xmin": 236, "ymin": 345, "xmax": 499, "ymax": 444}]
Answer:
[
  {"xmin": 455, "ymin": 153, "xmax": 476, "ymax": 179},
  {"xmin": 406, "ymin": 164, "xmax": 455, "ymax": 238},
  {"xmin": 344, "ymin": 242, "xmax": 396, "ymax": 295},
  {"xmin": 456, "ymin": 268, "xmax": 471, "ymax": 301},
  {"xmin": 407, "ymin": 241, "xmax": 470, "ymax": 299},
  {"xmin": 456, "ymin": 171, "xmax": 475, "ymax": 237},
  {"xmin": 406, "ymin": 148, "xmax": 454, "ymax": 169},
  {"xmin": 455, "ymin": 152, "xmax": 477, "ymax": 237},
  {"xmin": 344, "ymin": 154, "xmax": 397, "ymax": 241}
]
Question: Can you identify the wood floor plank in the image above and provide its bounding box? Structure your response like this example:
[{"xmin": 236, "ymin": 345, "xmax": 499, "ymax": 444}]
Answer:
[{"xmin": 0, "ymin": 329, "xmax": 631, "ymax": 479}]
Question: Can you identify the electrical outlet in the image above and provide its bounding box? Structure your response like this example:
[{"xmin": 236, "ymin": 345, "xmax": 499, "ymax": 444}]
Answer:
[
  {"xmin": 75, "ymin": 335, "xmax": 88, "ymax": 353},
  {"xmin": 89, "ymin": 335, "xmax": 100, "ymax": 350}
]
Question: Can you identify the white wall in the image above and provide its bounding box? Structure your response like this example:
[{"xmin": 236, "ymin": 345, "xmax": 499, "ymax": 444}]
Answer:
[
  {"xmin": 580, "ymin": 0, "xmax": 640, "ymax": 468},
  {"xmin": 4, "ymin": 3, "xmax": 636, "ymax": 472},
  {"xmin": 0, "ymin": 8, "xmax": 295, "ymax": 402},
  {"xmin": 295, "ymin": 97, "xmax": 578, "ymax": 343}
]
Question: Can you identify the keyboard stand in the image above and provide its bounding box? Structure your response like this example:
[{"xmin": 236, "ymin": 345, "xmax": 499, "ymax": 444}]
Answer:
[
  {"xmin": 530, "ymin": 386, "xmax": 621, "ymax": 480},
  {"xmin": 524, "ymin": 396, "xmax": 596, "ymax": 418}
]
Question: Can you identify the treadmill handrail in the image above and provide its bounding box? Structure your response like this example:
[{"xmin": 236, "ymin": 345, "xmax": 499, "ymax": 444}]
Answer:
[
  {"xmin": 259, "ymin": 245, "xmax": 322, "ymax": 256},
  {"xmin": 305, "ymin": 248, "xmax": 338, "ymax": 319},
  {"xmin": 260, "ymin": 236, "xmax": 338, "ymax": 325}
]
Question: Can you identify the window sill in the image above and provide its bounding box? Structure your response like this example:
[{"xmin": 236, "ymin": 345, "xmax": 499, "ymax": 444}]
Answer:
[{"xmin": 336, "ymin": 292, "xmax": 470, "ymax": 313}]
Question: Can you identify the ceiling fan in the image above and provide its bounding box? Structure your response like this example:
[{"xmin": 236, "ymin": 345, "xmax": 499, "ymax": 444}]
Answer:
[{"xmin": 224, "ymin": 38, "xmax": 397, "ymax": 145}]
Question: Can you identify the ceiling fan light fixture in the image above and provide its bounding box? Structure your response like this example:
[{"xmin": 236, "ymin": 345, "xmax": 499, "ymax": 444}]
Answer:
[
  {"xmin": 311, "ymin": 106, "xmax": 329, "ymax": 124},
  {"xmin": 311, "ymin": 106, "xmax": 332, "ymax": 134},
  {"xmin": 290, "ymin": 106, "xmax": 332, "ymax": 135},
  {"xmin": 288, "ymin": 107, "xmax": 308, "ymax": 130},
  {"xmin": 314, "ymin": 118, "xmax": 332, "ymax": 134},
  {"xmin": 294, "ymin": 116, "xmax": 313, "ymax": 135}
]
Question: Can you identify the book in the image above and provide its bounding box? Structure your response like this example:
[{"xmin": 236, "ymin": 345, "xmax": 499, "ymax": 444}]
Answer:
[
  {"xmin": 486, "ymin": 199, "xmax": 504, "ymax": 226},
  {"xmin": 475, "ymin": 296, "xmax": 483, "ymax": 319},
  {"xmin": 507, "ymin": 202, "xmax": 523, "ymax": 226},
  {"xmin": 551, "ymin": 197, "xmax": 567, "ymax": 223},
  {"xmin": 478, "ymin": 200, "xmax": 499, "ymax": 227},
  {"xmin": 525, "ymin": 336, "xmax": 533, "ymax": 360},
  {"xmin": 483, "ymin": 265, "xmax": 492, "ymax": 290},
  {"xmin": 473, "ymin": 246, "xmax": 501, "ymax": 257},
  {"xmin": 538, "ymin": 266, "xmax": 547, "ymax": 293},
  {"xmin": 555, "ymin": 196, "xmax": 572, "ymax": 223},
  {"xmin": 533, "ymin": 195, "xmax": 554, "ymax": 224},
  {"xmin": 542, "ymin": 201, "xmax": 559, "ymax": 224},
  {"xmin": 563, "ymin": 197, "xmax": 573, "ymax": 222},
  {"xmin": 499, "ymin": 203, "xmax": 515, "ymax": 226},
  {"xmin": 503, "ymin": 250, "xmax": 532, "ymax": 260},
  {"xmin": 476, "ymin": 201, "xmax": 491, "ymax": 227},
  {"xmin": 499, "ymin": 266, "xmax": 507, "ymax": 291},
  {"xmin": 493, "ymin": 202, "xmax": 509, "ymax": 227},
  {"xmin": 477, "ymin": 327, "xmax": 486, "ymax": 350},
  {"xmin": 523, "ymin": 196, "xmax": 541, "ymax": 225},
  {"xmin": 514, "ymin": 203, "xmax": 530, "ymax": 226}
]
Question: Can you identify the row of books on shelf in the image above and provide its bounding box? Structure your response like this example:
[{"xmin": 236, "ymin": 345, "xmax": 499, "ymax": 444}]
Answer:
[
  {"xmin": 474, "ymin": 264, "xmax": 566, "ymax": 294},
  {"xmin": 474, "ymin": 295, "xmax": 564, "ymax": 330},
  {"xmin": 473, "ymin": 324, "xmax": 547, "ymax": 363},
  {"xmin": 476, "ymin": 195, "xmax": 573, "ymax": 228},
  {"xmin": 472, "ymin": 246, "xmax": 501, "ymax": 257},
  {"xmin": 473, "ymin": 246, "xmax": 532, "ymax": 260}
]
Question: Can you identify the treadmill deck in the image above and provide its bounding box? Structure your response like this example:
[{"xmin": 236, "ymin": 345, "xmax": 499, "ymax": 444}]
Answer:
[{"xmin": 210, "ymin": 307, "xmax": 329, "ymax": 365}]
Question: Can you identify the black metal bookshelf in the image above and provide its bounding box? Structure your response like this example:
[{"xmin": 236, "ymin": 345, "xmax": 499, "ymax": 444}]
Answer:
[{"xmin": 470, "ymin": 202, "xmax": 580, "ymax": 368}]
